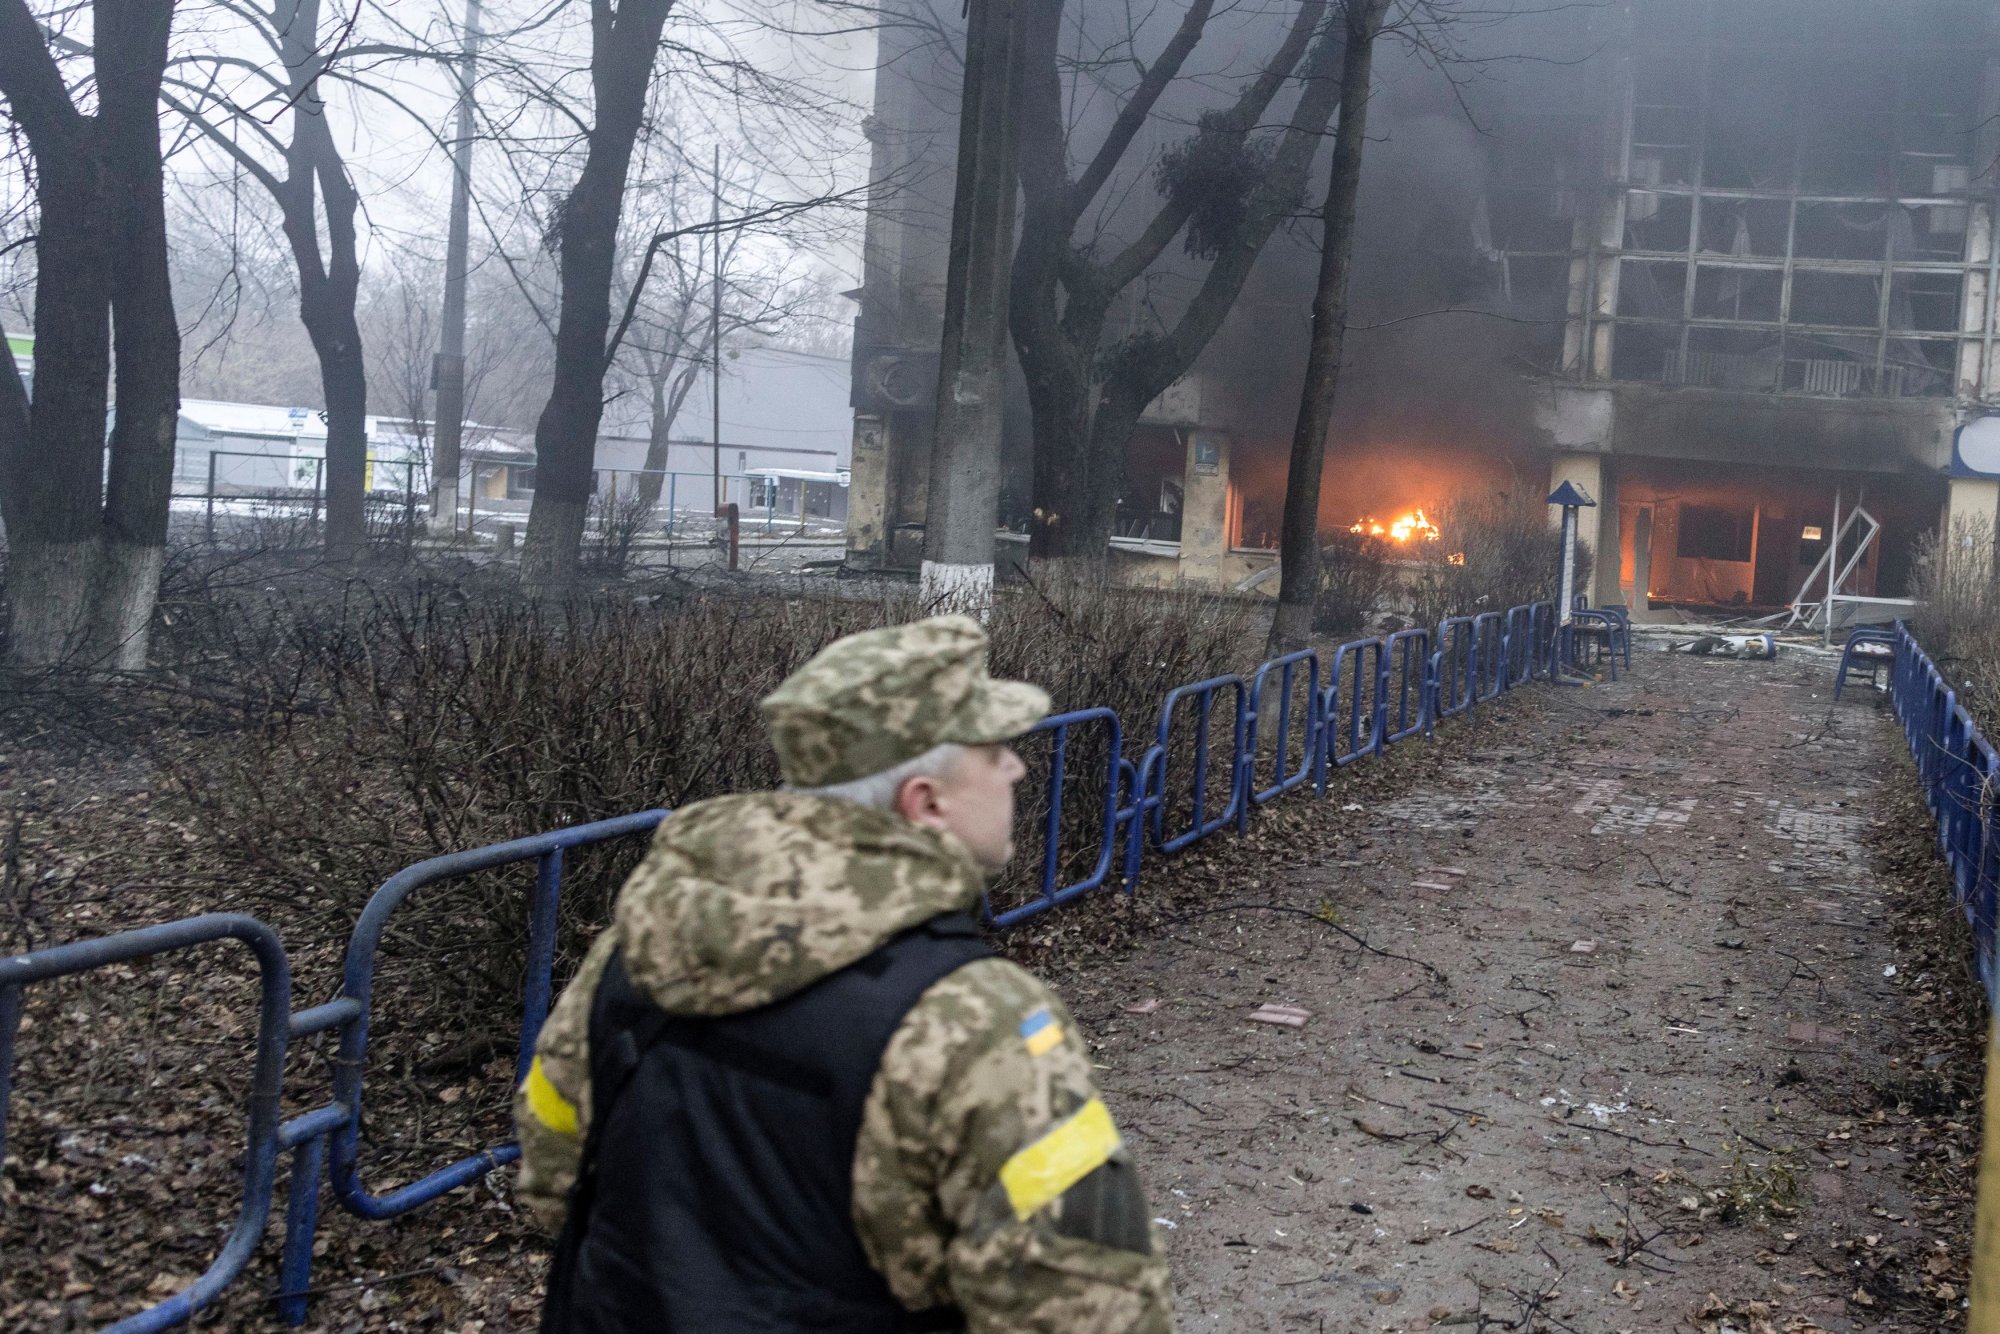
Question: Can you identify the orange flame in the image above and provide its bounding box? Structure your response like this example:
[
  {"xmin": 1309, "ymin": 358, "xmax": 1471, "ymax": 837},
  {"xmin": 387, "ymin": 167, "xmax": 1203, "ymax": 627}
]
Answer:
[{"xmin": 1349, "ymin": 508, "xmax": 1442, "ymax": 544}]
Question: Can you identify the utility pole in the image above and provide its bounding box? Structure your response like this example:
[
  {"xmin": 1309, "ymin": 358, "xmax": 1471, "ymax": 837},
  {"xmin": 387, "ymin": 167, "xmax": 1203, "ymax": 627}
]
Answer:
[
  {"xmin": 919, "ymin": 0, "xmax": 1023, "ymax": 618},
  {"xmin": 429, "ymin": 0, "xmax": 481, "ymax": 535},
  {"xmin": 710, "ymin": 144, "xmax": 723, "ymax": 512}
]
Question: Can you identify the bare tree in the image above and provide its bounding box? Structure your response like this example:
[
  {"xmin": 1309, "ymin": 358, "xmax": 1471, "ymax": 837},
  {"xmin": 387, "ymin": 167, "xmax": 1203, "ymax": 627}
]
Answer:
[
  {"xmin": 162, "ymin": 0, "xmax": 453, "ymax": 561},
  {"xmin": 0, "ymin": 0, "xmax": 181, "ymax": 671},
  {"xmin": 1267, "ymin": 0, "xmax": 1486, "ymax": 651},
  {"xmin": 1269, "ymin": 0, "xmax": 1391, "ymax": 652},
  {"xmin": 1008, "ymin": 0, "xmax": 1343, "ymax": 561},
  {"xmin": 609, "ymin": 155, "xmax": 828, "ymax": 512},
  {"xmin": 518, "ymin": 0, "xmax": 684, "ymax": 592}
]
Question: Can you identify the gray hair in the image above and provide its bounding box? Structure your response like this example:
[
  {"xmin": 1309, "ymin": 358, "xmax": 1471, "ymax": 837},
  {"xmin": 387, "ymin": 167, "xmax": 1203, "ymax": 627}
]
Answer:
[{"xmin": 787, "ymin": 742, "xmax": 966, "ymax": 812}]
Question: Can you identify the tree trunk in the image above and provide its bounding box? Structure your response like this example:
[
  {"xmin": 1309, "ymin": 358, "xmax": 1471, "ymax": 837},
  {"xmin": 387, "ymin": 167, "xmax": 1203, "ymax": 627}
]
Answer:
[
  {"xmin": 273, "ymin": 3, "xmax": 369, "ymax": 563},
  {"xmin": 93, "ymin": 0, "xmax": 180, "ymax": 671},
  {"xmin": 634, "ymin": 357, "xmax": 699, "ymax": 510},
  {"xmin": 921, "ymin": 0, "xmax": 1024, "ymax": 615},
  {"xmin": 304, "ymin": 136, "xmax": 369, "ymax": 564},
  {"xmin": 1268, "ymin": 0, "xmax": 1386, "ymax": 655},
  {"xmin": 2, "ymin": 146, "xmax": 110, "ymax": 667},
  {"xmin": 0, "ymin": 0, "xmax": 115, "ymax": 668},
  {"xmin": 522, "ymin": 0, "xmax": 677, "ymax": 595}
]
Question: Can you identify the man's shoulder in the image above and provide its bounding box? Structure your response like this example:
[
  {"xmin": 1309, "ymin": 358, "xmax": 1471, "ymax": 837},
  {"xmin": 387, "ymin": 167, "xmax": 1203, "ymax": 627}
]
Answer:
[{"xmin": 881, "ymin": 956, "xmax": 1081, "ymax": 1096}]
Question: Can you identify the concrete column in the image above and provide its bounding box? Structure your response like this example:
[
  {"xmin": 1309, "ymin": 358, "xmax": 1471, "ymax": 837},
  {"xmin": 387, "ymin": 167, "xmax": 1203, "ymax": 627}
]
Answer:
[
  {"xmin": 1945, "ymin": 476, "xmax": 2000, "ymax": 562},
  {"xmin": 845, "ymin": 414, "xmax": 889, "ymax": 566},
  {"xmin": 1592, "ymin": 460, "xmax": 1621, "ymax": 606},
  {"xmin": 1179, "ymin": 431, "xmax": 1232, "ymax": 586},
  {"xmin": 1547, "ymin": 453, "xmax": 1602, "ymax": 527},
  {"xmin": 1631, "ymin": 507, "xmax": 1653, "ymax": 615},
  {"xmin": 1547, "ymin": 452, "xmax": 1619, "ymax": 605}
]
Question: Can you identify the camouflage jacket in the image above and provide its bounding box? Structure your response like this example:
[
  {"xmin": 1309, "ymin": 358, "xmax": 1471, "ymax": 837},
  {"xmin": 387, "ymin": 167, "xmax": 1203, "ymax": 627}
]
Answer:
[{"xmin": 515, "ymin": 792, "xmax": 1174, "ymax": 1332}]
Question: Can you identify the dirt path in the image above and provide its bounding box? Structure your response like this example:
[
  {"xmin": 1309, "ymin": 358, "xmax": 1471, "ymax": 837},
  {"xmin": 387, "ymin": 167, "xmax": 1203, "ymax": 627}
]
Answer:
[{"xmin": 1060, "ymin": 650, "xmax": 1961, "ymax": 1333}]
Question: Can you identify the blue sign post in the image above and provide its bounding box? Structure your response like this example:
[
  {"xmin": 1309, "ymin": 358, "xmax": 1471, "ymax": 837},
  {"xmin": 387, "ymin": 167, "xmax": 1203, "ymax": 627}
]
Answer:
[{"xmin": 1548, "ymin": 480, "xmax": 1597, "ymax": 628}]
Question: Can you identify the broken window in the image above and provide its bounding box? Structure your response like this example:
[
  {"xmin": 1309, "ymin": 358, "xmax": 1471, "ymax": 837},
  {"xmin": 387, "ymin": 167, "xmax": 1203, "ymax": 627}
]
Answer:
[
  {"xmin": 1676, "ymin": 504, "xmax": 1756, "ymax": 563},
  {"xmin": 1616, "ymin": 259, "xmax": 1686, "ymax": 319},
  {"xmin": 1694, "ymin": 264, "xmax": 1781, "ymax": 323},
  {"xmin": 1625, "ymin": 194, "xmax": 1691, "ymax": 253},
  {"xmin": 1890, "ymin": 270, "xmax": 1963, "ymax": 333},
  {"xmin": 1611, "ymin": 323, "xmax": 1679, "ymax": 384},
  {"xmin": 1794, "ymin": 204, "xmax": 1890, "ymax": 263},
  {"xmin": 1678, "ymin": 326, "xmax": 1780, "ymax": 390},
  {"xmin": 1704, "ymin": 56, "xmax": 1796, "ymax": 190},
  {"xmin": 1115, "ymin": 428, "xmax": 1186, "ymax": 543},
  {"xmin": 1791, "ymin": 270, "xmax": 1882, "ymax": 328},
  {"xmin": 1887, "ymin": 338, "xmax": 1958, "ymax": 398},
  {"xmin": 1698, "ymin": 201, "xmax": 1790, "ymax": 259}
]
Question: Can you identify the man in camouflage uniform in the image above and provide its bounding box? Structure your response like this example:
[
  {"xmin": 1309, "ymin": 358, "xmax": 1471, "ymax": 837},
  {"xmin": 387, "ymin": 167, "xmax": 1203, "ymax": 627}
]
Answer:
[{"xmin": 516, "ymin": 614, "xmax": 1174, "ymax": 1331}]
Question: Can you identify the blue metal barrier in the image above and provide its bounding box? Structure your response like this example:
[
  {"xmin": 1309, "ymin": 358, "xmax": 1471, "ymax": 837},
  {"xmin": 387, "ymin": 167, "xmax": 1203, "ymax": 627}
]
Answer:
[
  {"xmin": 1530, "ymin": 602, "xmax": 1559, "ymax": 681},
  {"xmin": 1564, "ymin": 610, "xmax": 1623, "ymax": 681},
  {"xmin": 1382, "ymin": 628, "xmax": 1434, "ymax": 744},
  {"xmin": 0, "ymin": 916, "xmax": 290, "ymax": 1334},
  {"xmin": 1245, "ymin": 651, "xmax": 1322, "ymax": 810},
  {"xmin": 1472, "ymin": 611, "xmax": 1508, "ymax": 700},
  {"xmin": 1502, "ymin": 604, "xmax": 1535, "ymax": 689},
  {"xmin": 986, "ymin": 709, "xmax": 1137, "ymax": 928},
  {"xmin": 1883, "ymin": 623, "xmax": 1998, "ymax": 1006},
  {"xmin": 0, "ymin": 597, "xmax": 1607, "ymax": 1330},
  {"xmin": 1835, "ymin": 627, "xmax": 1896, "ymax": 700},
  {"xmin": 1322, "ymin": 636, "xmax": 1386, "ymax": 768},
  {"xmin": 1147, "ymin": 674, "xmax": 1249, "ymax": 854},
  {"xmin": 326, "ymin": 811, "xmax": 669, "ymax": 1224},
  {"xmin": 1433, "ymin": 617, "xmax": 1476, "ymax": 720}
]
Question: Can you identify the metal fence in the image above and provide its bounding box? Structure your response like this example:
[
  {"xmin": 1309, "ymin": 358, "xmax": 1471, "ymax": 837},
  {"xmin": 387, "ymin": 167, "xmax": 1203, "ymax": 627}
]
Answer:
[
  {"xmin": 1881, "ymin": 623, "xmax": 1998, "ymax": 1007},
  {"xmin": 0, "ymin": 595, "xmax": 1608, "ymax": 1331}
]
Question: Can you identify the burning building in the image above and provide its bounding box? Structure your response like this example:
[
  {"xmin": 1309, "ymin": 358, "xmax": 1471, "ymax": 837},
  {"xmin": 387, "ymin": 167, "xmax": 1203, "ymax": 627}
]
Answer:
[
  {"xmin": 1524, "ymin": 0, "xmax": 2000, "ymax": 614},
  {"xmin": 847, "ymin": 0, "xmax": 2000, "ymax": 612}
]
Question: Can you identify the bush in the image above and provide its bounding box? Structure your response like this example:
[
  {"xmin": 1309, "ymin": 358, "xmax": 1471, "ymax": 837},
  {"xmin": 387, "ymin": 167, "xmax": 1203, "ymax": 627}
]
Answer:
[
  {"xmin": 1911, "ymin": 516, "xmax": 2000, "ymax": 719},
  {"xmin": 581, "ymin": 489, "xmax": 659, "ymax": 576},
  {"xmin": 1313, "ymin": 530, "xmax": 1395, "ymax": 636},
  {"xmin": 167, "ymin": 569, "xmax": 1257, "ymax": 1033},
  {"xmin": 1407, "ymin": 493, "xmax": 1589, "ymax": 630}
]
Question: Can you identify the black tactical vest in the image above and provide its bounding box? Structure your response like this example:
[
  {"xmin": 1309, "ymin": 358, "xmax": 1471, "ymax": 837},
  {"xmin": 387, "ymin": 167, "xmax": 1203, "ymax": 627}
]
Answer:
[{"xmin": 540, "ymin": 911, "xmax": 995, "ymax": 1334}]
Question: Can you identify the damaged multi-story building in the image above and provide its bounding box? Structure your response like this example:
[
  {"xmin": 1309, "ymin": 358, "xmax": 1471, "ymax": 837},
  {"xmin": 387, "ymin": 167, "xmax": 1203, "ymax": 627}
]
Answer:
[{"xmin": 848, "ymin": 0, "xmax": 2000, "ymax": 616}]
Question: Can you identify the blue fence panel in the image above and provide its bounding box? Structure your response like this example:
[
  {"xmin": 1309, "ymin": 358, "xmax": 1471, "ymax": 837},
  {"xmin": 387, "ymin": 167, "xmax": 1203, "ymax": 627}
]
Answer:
[
  {"xmin": 1884, "ymin": 623, "xmax": 1999, "ymax": 1011},
  {"xmin": 1529, "ymin": 602, "xmax": 1558, "ymax": 680},
  {"xmin": 0, "ymin": 915, "xmax": 292, "ymax": 1334},
  {"xmin": 1472, "ymin": 611, "xmax": 1507, "ymax": 701},
  {"xmin": 1321, "ymin": 637, "xmax": 1385, "ymax": 768},
  {"xmin": 1433, "ymin": 617, "xmax": 1476, "ymax": 720},
  {"xmin": 1147, "ymin": 674, "xmax": 1249, "ymax": 854},
  {"xmin": 986, "ymin": 708, "xmax": 1135, "ymax": 928},
  {"xmin": 1501, "ymin": 604, "xmax": 1535, "ymax": 689},
  {"xmin": 1382, "ymin": 628, "xmax": 1434, "ymax": 745},
  {"xmin": 1246, "ymin": 651, "xmax": 1321, "ymax": 810},
  {"xmin": 328, "ymin": 811, "xmax": 669, "ymax": 1225}
]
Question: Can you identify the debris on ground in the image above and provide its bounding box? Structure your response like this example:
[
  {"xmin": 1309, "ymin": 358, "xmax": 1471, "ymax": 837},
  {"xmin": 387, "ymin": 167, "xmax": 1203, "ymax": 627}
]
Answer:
[{"xmin": 1248, "ymin": 1003, "xmax": 1310, "ymax": 1028}]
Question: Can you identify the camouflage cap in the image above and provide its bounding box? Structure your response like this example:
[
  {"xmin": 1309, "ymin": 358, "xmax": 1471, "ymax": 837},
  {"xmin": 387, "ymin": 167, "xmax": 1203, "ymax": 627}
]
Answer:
[{"xmin": 761, "ymin": 615, "xmax": 1051, "ymax": 788}]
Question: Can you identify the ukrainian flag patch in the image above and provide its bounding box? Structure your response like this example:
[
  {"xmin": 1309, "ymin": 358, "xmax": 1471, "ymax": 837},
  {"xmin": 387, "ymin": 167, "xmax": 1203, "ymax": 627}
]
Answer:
[{"xmin": 1019, "ymin": 1008, "xmax": 1064, "ymax": 1057}]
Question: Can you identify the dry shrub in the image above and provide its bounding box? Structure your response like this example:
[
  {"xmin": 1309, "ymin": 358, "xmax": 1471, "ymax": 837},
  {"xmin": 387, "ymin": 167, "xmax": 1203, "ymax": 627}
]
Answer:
[
  {"xmin": 1312, "ymin": 530, "xmax": 1395, "ymax": 636},
  {"xmin": 1910, "ymin": 515, "xmax": 2000, "ymax": 719},
  {"xmin": 1408, "ymin": 493, "xmax": 1587, "ymax": 629},
  {"xmin": 171, "ymin": 569, "xmax": 1257, "ymax": 1036},
  {"xmin": 580, "ymin": 489, "xmax": 659, "ymax": 576}
]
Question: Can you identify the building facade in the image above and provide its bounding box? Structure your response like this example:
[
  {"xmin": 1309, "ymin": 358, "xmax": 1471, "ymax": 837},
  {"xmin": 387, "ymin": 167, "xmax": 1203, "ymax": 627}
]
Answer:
[{"xmin": 1520, "ymin": 0, "xmax": 2000, "ymax": 611}]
